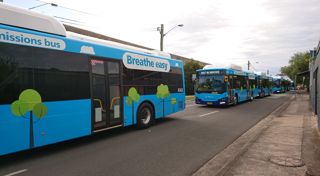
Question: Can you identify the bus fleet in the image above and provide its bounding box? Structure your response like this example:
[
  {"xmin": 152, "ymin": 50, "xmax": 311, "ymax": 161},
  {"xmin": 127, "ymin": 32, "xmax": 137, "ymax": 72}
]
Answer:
[{"xmin": 195, "ymin": 65, "xmax": 292, "ymax": 106}]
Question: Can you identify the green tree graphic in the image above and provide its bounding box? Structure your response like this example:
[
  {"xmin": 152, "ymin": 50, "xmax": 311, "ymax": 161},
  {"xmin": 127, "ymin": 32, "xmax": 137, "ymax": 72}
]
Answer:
[
  {"xmin": 11, "ymin": 89, "xmax": 48, "ymax": 148},
  {"xmin": 171, "ymin": 98, "xmax": 177, "ymax": 111},
  {"xmin": 126, "ymin": 87, "xmax": 140, "ymax": 124},
  {"xmin": 156, "ymin": 84, "xmax": 170, "ymax": 117}
]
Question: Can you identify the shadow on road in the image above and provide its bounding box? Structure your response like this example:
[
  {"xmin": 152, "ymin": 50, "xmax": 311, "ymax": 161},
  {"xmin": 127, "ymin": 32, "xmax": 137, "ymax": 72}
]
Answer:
[{"xmin": 196, "ymin": 100, "xmax": 253, "ymax": 109}]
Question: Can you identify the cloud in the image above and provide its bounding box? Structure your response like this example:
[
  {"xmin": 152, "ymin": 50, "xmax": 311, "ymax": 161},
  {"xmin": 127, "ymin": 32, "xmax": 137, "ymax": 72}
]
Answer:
[{"xmin": 165, "ymin": 0, "xmax": 320, "ymax": 74}]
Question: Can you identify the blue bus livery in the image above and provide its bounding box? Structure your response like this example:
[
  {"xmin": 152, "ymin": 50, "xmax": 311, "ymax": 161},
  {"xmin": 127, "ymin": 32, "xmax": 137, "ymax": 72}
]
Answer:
[
  {"xmin": 195, "ymin": 65, "xmax": 254, "ymax": 106},
  {"xmin": 0, "ymin": 4, "xmax": 185, "ymax": 156}
]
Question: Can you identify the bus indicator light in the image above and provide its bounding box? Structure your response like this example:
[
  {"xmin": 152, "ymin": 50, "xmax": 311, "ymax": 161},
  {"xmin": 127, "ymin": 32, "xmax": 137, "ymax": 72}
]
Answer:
[{"xmin": 224, "ymin": 76, "xmax": 228, "ymax": 82}]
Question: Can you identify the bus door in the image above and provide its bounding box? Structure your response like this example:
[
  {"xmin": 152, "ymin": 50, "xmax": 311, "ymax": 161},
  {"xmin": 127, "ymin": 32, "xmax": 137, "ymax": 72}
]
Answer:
[
  {"xmin": 246, "ymin": 79, "xmax": 250, "ymax": 98},
  {"xmin": 228, "ymin": 75, "xmax": 233, "ymax": 102},
  {"xmin": 90, "ymin": 59, "xmax": 122, "ymax": 132}
]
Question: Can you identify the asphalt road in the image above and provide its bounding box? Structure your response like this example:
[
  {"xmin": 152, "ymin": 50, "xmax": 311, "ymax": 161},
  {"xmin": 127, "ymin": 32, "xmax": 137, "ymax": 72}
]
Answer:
[{"xmin": 0, "ymin": 94, "xmax": 290, "ymax": 176}]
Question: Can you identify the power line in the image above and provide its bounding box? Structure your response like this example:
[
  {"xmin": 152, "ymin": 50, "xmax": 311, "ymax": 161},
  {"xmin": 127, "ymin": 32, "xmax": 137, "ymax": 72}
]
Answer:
[
  {"xmin": 35, "ymin": 0, "xmax": 103, "ymax": 18},
  {"xmin": 59, "ymin": 20, "xmax": 92, "ymax": 28},
  {"xmin": 54, "ymin": 16, "xmax": 85, "ymax": 24}
]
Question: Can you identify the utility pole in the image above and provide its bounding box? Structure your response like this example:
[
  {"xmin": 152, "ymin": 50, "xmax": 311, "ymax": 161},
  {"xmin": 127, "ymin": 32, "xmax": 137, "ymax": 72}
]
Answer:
[
  {"xmin": 160, "ymin": 24, "xmax": 164, "ymax": 51},
  {"xmin": 247, "ymin": 60, "xmax": 250, "ymax": 70},
  {"xmin": 157, "ymin": 24, "xmax": 183, "ymax": 51}
]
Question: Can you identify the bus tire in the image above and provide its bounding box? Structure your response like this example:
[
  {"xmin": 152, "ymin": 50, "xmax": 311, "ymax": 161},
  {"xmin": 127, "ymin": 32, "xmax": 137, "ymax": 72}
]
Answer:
[
  {"xmin": 233, "ymin": 95, "xmax": 238, "ymax": 105},
  {"xmin": 137, "ymin": 102, "xmax": 154, "ymax": 129}
]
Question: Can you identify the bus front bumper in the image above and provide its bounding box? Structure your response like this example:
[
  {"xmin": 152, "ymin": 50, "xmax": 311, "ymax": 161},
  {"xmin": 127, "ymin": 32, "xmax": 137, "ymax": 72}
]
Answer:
[{"xmin": 195, "ymin": 97, "xmax": 228, "ymax": 105}]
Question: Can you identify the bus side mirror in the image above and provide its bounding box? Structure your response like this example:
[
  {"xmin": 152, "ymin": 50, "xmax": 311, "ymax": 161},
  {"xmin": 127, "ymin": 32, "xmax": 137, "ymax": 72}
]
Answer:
[{"xmin": 192, "ymin": 74, "xmax": 197, "ymax": 82}]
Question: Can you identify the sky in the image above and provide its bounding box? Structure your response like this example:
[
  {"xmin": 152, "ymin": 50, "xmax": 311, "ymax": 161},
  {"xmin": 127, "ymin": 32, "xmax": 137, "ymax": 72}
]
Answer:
[{"xmin": 5, "ymin": 0, "xmax": 320, "ymax": 74}]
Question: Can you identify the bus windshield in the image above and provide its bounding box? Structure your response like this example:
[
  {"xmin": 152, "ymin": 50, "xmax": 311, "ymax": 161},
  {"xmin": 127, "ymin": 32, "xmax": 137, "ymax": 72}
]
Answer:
[
  {"xmin": 197, "ymin": 75, "xmax": 226, "ymax": 93},
  {"xmin": 273, "ymin": 80, "xmax": 280, "ymax": 88}
]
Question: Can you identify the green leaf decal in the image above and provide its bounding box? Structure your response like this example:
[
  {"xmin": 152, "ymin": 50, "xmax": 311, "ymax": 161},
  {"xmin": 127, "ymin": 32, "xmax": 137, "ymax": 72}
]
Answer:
[
  {"xmin": 156, "ymin": 84, "xmax": 170, "ymax": 99},
  {"xmin": 133, "ymin": 94, "xmax": 140, "ymax": 103},
  {"xmin": 11, "ymin": 100, "xmax": 29, "ymax": 116},
  {"xmin": 126, "ymin": 96, "xmax": 133, "ymax": 105},
  {"xmin": 128, "ymin": 87, "xmax": 140, "ymax": 103},
  {"xmin": 171, "ymin": 98, "xmax": 177, "ymax": 105},
  {"xmin": 33, "ymin": 103, "xmax": 48, "ymax": 118},
  {"xmin": 10, "ymin": 89, "xmax": 48, "ymax": 119},
  {"xmin": 10, "ymin": 89, "xmax": 47, "ymax": 149},
  {"xmin": 19, "ymin": 89, "xmax": 42, "ymax": 111}
]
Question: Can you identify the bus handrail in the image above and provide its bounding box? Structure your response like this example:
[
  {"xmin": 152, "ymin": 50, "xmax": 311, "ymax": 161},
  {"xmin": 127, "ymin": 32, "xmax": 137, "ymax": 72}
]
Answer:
[
  {"xmin": 93, "ymin": 99, "xmax": 106, "ymax": 112},
  {"xmin": 110, "ymin": 97, "xmax": 120, "ymax": 109}
]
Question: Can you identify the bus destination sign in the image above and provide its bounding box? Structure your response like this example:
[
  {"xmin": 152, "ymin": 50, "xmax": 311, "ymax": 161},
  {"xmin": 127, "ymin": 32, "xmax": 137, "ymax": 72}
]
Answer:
[
  {"xmin": 199, "ymin": 70, "xmax": 225, "ymax": 75},
  {"xmin": 123, "ymin": 52, "xmax": 170, "ymax": 72}
]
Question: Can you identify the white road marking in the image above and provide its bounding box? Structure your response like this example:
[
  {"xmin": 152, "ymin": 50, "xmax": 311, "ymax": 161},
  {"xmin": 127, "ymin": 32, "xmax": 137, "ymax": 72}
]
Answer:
[
  {"xmin": 4, "ymin": 169, "xmax": 28, "ymax": 176},
  {"xmin": 199, "ymin": 111, "xmax": 219, "ymax": 117},
  {"xmin": 186, "ymin": 104, "xmax": 198, "ymax": 108}
]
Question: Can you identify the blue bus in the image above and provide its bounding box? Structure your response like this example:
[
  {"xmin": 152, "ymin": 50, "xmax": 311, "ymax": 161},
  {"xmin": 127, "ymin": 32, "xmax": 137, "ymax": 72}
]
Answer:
[
  {"xmin": 246, "ymin": 71, "xmax": 259, "ymax": 99},
  {"xmin": 282, "ymin": 77, "xmax": 294, "ymax": 91},
  {"xmin": 195, "ymin": 65, "xmax": 253, "ymax": 106},
  {"xmin": 273, "ymin": 76, "xmax": 292, "ymax": 93},
  {"xmin": 272, "ymin": 76, "xmax": 284, "ymax": 93},
  {"xmin": 0, "ymin": 4, "xmax": 185, "ymax": 156},
  {"xmin": 256, "ymin": 73, "xmax": 272, "ymax": 97}
]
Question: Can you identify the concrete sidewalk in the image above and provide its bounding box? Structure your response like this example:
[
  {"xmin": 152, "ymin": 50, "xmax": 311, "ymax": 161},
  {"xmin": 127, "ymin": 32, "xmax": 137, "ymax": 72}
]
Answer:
[{"xmin": 194, "ymin": 93, "xmax": 319, "ymax": 176}]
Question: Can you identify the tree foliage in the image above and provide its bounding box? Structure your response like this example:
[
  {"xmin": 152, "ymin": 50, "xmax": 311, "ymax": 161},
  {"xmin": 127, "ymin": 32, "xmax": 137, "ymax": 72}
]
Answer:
[
  {"xmin": 184, "ymin": 60, "xmax": 205, "ymax": 95},
  {"xmin": 281, "ymin": 51, "xmax": 310, "ymax": 85}
]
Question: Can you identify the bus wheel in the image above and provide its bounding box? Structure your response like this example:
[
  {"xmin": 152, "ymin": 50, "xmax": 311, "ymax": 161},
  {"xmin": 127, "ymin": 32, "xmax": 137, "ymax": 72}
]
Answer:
[
  {"xmin": 233, "ymin": 96, "xmax": 238, "ymax": 105},
  {"xmin": 137, "ymin": 102, "xmax": 154, "ymax": 129}
]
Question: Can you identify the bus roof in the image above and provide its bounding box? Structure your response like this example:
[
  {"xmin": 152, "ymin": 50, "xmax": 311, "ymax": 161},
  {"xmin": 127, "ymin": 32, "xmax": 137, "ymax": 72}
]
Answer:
[
  {"xmin": 196, "ymin": 68, "xmax": 247, "ymax": 76},
  {"xmin": 0, "ymin": 3, "xmax": 66, "ymax": 36}
]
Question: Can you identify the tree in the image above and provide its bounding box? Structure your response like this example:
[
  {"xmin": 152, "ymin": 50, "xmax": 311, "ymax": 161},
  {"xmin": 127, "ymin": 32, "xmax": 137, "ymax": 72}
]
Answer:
[
  {"xmin": 11, "ymin": 89, "xmax": 48, "ymax": 148},
  {"xmin": 281, "ymin": 52, "xmax": 310, "ymax": 87},
  {"xmin": 156, "ymin": 84, "xmax": 170, "ymax": 117},
  {"xmin": 184, "ymin": 60, "xmax": 205, "ymax": 95},
  {"xmin": 126, "ymin": 87, "xmax": 140, "ymax": 124}
]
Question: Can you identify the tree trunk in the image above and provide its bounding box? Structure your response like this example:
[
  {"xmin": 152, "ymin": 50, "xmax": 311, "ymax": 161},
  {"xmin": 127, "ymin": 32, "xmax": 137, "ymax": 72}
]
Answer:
[
  {"xmin": 163, "ymin": 99, "xmax": 165, "ymax": 117},
  {"xmin": 29, "ymin": 112, "xmax": 34, "ymax": 148},
  {"xmin": 132, "ymin": 103, "xmax": 134, "ymax": 125}
]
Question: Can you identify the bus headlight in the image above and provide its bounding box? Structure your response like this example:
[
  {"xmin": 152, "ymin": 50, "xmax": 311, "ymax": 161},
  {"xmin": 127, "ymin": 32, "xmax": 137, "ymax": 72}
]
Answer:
[{"xmin": 219, "ymin": 97, "xmax": 227, "ymax": 104}]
